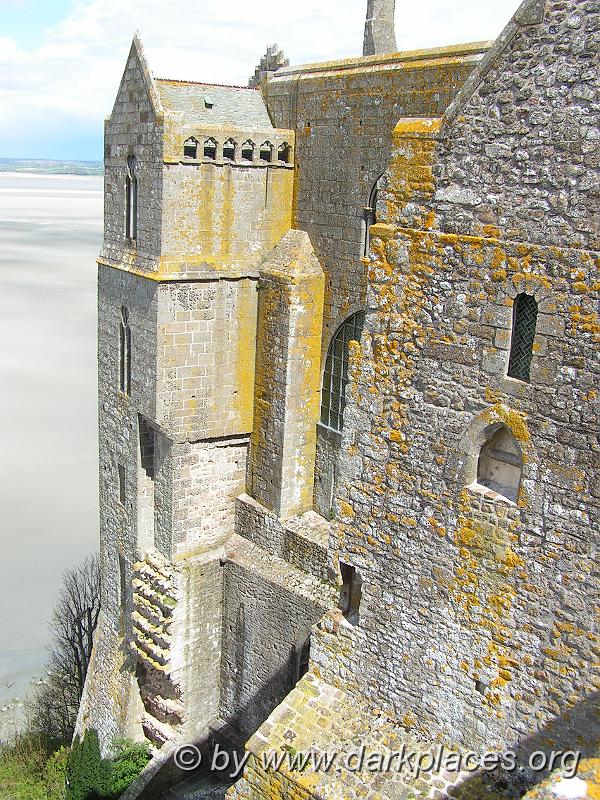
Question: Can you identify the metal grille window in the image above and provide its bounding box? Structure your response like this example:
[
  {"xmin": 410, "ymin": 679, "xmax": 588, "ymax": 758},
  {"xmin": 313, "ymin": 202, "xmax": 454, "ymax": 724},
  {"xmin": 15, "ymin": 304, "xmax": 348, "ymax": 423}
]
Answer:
[
  {"xmin": 320, "ymin": 311, "xmax": 365, "ymax": 432},
  {"xmin": 508, "ymin": 293, "xmax": 538, "ymax": 382}
]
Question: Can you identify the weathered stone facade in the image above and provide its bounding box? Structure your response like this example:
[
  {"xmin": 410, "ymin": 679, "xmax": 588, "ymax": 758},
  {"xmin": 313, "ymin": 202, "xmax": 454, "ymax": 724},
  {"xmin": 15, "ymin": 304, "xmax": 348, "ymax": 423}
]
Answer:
[{"xmin": 79, "ymin": 2, "xmax": 598, "ymax": 798}]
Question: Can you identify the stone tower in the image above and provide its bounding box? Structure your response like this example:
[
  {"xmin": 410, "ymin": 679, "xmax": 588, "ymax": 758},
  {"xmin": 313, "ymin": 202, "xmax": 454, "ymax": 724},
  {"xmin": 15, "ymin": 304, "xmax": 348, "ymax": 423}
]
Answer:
[
  {"xmin": 76, "ymin": 34, "xmax": 334, "ymax": 752},
  {"xmin": 363, "ymin": 0, "xmax": 397, "ymax": 55}
]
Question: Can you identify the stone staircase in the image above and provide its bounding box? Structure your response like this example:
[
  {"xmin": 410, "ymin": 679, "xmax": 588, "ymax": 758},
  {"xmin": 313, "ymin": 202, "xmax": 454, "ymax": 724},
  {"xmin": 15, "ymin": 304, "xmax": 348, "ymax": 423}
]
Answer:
[{"xmin": 132, "ymin": 551, "xmax": 183, "ymax": 748}]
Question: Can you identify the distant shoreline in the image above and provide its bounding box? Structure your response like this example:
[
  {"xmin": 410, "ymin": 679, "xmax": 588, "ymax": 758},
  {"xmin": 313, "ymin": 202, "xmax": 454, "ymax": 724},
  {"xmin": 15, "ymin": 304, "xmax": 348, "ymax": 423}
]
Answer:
[{"xmin": 0, "ymin": 158, "xmax": 103, "ymax": 176}]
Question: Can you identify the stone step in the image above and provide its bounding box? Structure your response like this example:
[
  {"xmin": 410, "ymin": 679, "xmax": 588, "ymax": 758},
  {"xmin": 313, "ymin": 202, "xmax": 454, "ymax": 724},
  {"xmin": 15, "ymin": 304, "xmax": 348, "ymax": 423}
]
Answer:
[
  {"xmin": 134, "ymin": 591, "xmax": 172, "ymax": 626},
  {"xmin": 141, "ymin": 712, "xmax": 177, "ymax": 748},
  {"xmin": 133, "ymin": 581, "xmax": 177, "ymax": 616},
  {"xmin": 133, "ymin": 610, "xmax": 171, "ymax": 650},
  {"xmin": 134, "ymin": 561, "xmax": 177, "ymax": 597},
  {"xmin": 142, "ymin": 693, "xmax": 185, "ymax": 726},
  {"xmin": 133, "ymin": 635, "xmax": 170, "ymax": 669}
]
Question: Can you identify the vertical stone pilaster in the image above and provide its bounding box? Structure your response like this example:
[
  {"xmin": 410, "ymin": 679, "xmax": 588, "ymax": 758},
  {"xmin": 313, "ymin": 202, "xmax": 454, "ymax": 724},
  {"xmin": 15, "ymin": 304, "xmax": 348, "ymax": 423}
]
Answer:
[{"xmin": 249, "ymin": 230, "xmax": 324, "ymax": 520}]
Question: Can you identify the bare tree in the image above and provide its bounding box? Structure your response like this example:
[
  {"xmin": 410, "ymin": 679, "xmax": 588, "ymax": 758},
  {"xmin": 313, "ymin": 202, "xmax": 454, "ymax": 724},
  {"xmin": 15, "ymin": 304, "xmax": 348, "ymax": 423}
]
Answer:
[{"xmin": 29, "ymin": 555, "xmax": 101, "ymax": 744}]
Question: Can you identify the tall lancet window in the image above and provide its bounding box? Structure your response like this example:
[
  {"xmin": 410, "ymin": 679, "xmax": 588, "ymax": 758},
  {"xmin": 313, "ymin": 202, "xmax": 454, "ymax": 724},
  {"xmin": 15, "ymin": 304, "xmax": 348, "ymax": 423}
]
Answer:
[
  {"xmin": 119, "ymin": 306, "xmax": 132, "ymax": 395},
  {"xmin": 508, "ymin": 293, "xmax": 538, "ymax": 382},
  {"xmin": 362, "ymin": 173, "xmax": 384, "ymax": 258},
  {"xmin": 125, "ymin": 155, "xmax": 138, "ymax": 241},
  {"xmin": 320, "ymin": 311, "xmax": 365, "ymax": 432}
]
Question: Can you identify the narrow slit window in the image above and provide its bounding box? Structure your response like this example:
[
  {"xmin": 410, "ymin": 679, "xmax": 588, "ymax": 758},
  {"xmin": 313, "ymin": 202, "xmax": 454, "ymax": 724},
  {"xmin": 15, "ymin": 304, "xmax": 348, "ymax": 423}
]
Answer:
[
  {"xmin": 320, "ymin": 311, "xmax": 365, "ymax": 432},
  {"xmin": 119, "ymin": 306, "xmax": 131, "ymax": 395},
  {"xmin": 118, "ymin": 553, "xmax": 127, "ymax": 612},
  {"xmin": 118, "ymin": 463, "xmax": 126, "ymax": 505},
  {"xmin": 222, "ymin": 138, "xmax": 236, "ymax": 160},
  {"xmin": 241, "ymin": 140, "xmax": 255, "ymax": 161},
  {"xmin": 277, "ymin": 142, "xmax": 291, "ymax": 164},
  {"xmin": 259, "ymin": 141, "xmax": 273, "ymax": 162},
  {"xmin": 125, "ymin": 155, "xmax": 137, "ymax": 241},
  {"xmin": 203, "ymin": 138, "xmax": 217, "ymax": 159},
  {"xmin": 183, "ymin": 137, "xmax": 198, "ymax": 158},
  {"xmin": 508, "ymin": 293, "xmax": 538, "ymax": 382},
  {"xmin": 296, "ymin": 635, "xmax": 311, "ymax": 682},
  {"xmin": 137, "ymin": 416, "xmax": 156, "ymax": 552},
  {"xmin": 339, "ymin": 563, "xmax": 363, "ymax": 625}
]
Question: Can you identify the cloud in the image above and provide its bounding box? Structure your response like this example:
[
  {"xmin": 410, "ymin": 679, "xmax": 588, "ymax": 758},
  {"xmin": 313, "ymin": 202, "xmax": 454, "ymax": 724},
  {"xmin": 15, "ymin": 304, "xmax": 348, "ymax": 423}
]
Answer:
[{"xmin": 0, "ymin": 0, "xmax": 521, "ymax": 159}]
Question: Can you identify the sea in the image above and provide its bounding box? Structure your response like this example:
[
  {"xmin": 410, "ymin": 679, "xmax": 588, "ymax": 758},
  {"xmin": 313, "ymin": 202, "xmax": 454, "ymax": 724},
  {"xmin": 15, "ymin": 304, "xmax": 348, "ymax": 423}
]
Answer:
[{"xmin": 0, "ymin": 167, "xmax": 102, "ymax": 740}]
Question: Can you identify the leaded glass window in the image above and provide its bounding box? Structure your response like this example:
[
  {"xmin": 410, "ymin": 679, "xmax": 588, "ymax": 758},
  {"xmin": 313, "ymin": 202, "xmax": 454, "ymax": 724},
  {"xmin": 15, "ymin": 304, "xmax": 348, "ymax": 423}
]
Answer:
[
  {"xmin": 320, "ymin": 311, "xmax": 365, "ymax": 432},
  {"xmin": 508, "ymin": 293, "xmax": 538, "ymax": 382}
]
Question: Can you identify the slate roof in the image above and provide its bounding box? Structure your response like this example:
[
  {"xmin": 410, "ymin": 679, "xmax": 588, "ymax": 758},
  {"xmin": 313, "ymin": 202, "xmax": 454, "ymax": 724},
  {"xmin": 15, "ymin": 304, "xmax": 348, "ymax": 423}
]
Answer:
[{"xmin": 156, "ymin": 80, "xmax": 273, "ymax": 128}]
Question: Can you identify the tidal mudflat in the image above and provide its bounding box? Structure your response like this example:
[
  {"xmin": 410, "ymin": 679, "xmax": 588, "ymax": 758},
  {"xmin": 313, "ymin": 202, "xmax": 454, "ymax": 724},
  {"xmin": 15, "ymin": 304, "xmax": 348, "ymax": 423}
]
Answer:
[{"xmin": 0, "ymin": 171, "xmax": 102, "ymax": 739}]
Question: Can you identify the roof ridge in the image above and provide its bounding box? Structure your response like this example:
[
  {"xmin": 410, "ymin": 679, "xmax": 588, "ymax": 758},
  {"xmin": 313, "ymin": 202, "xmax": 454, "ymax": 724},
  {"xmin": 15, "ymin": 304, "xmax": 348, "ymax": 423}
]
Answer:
[{"xmin": 156, "ymin": 78, "xmax": 258, "ymax": 91}]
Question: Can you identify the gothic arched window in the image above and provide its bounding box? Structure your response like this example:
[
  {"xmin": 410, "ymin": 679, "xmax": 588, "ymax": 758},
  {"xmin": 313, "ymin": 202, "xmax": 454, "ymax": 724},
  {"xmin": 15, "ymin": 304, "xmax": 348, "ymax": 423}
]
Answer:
[
  {"xmin": 119, "ymin": 306, "xmax": 131, "ymax": 395},
  {"xmin": 222, "ymin": 138, "xmax": 236, "ymax": 160},
  {"xmin": 183, "ymin": 137, "xmax": 198, "ymax": 158},
  {"xmin": 508, "ymin": 293, "xmax": 538, "ymax": 382},
  {"xmin": 320, "ymin": 311, "xmax": 365, "ymax": 432},
  {"xmin": 125, "ymin": 155, "xmax": 137, "ymax": 241},
  {"xmin": 203, "ymin": 138, "xmax": 217, "ymax": 159},
  {"xmin": 259, "ymin": 141, "xmax": 273, "ymax": 162},
  {"xmin": 241, "ymin": 140, "xmax": 255, "ymax": 161},
  {"xmin": 362, "ymin": 173, "xmax": 384, "ymax": 258},
  {"xmin": 477, "ymin": 425, "xmax": 522, "ymax": 503},
  {"xmin": 278, "ymin": 142, "xmax": 291, "ymax": 164}
]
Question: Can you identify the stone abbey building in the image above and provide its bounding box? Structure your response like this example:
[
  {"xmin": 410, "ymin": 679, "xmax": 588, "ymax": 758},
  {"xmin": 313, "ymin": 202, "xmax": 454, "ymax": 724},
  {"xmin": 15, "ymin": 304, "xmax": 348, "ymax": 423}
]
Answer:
[{"xmin": 77, "ymin": 0, "xmax": 599, "ymax": 797}]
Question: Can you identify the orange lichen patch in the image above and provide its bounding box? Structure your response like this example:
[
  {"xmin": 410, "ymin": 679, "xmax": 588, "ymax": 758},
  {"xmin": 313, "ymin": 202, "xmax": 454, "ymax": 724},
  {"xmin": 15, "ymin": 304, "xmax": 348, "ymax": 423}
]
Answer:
[
  {"xmin": 338, "ymin": 500, "xmax": 355, "ymax": 520},
  {"xmin": 483, "ymin": 224, "xmax": 501, "ymax": 238},
  {"xmin": 393, "ymin": 117, "xmax": 443, "ymax": 137},
  {"xmin": 503, "ymin": 548, "xmax": 524, "ymax": 570},
  {"xmin": 483, "ymin": 403, "xmax": 531, "ymax": 445},
  {"xmin": 428, "ymin": 517, "xmax": 446, "ymax": 537},
  {"xmin": 423, "ymin": 210, "xmax": 436, "ymax": 230},
  {"xmin": 568, "ymin": 305, "xmax": 600, "ymax": 339}
]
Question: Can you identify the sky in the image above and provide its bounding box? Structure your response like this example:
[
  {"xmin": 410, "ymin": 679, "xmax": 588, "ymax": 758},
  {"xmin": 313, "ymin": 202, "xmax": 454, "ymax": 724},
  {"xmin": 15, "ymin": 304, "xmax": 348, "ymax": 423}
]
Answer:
[{"xmin": 0, "ymin": 0, "xmax": 522, "ymax": 161}]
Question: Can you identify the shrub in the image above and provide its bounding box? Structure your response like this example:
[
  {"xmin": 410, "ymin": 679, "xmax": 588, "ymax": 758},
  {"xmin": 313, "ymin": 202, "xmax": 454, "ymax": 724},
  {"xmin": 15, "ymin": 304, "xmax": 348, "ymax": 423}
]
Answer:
[
  {"xmin": 65, "ymin": 732, "xmax": 150, "ymax": 800},
  {"xmin": 66, "ymin": 729, "xmax": 107, "ymax": 800},
  {"xmin": 104, "ymin": 739, "xmax": 151, "ymax": 798}
]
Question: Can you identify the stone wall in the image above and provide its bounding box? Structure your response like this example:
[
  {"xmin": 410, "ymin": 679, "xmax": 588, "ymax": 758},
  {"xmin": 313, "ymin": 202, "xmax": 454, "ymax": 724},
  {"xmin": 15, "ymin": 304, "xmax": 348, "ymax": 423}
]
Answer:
[
  {"xmin": 155, "ymin": 278, "xmax": 257, "ymax": 442},
  {"xmin": 159, "ymin": 154, "xmax": 293, "ymax": 274},
  {"xmin": 220, "ymin": 542, "xmax": 334, "ymax": 740},
  {"xmin": 331, "ymin": 0, "xmax": 599, "ymax": 754},
  {"xmin": 265, "ymin": 43, "xmax": 489, "ymax": 353}
]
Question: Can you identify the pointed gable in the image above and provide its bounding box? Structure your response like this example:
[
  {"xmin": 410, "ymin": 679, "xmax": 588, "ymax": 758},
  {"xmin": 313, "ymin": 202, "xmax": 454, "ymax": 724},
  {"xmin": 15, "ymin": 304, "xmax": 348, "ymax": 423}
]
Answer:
[
  {"xmin": 108, "ymin": 33, "xmax": 163, "ymax": 126},
  {"xmin": 432, "ymin": 0, "xmax": 599, "ymax": 249}
]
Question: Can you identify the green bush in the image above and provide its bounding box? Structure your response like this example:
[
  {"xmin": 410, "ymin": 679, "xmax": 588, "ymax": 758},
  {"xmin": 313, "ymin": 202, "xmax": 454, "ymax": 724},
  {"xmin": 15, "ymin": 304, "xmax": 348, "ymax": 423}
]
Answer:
[
  {"xmin": 65, "ymin": 731, "xmax": 150, "ymax": 800},
  {"xmin": 66, "ymin": 729, "xmax": 107, "ymax": 800},
  {"xmin": 104, "ymin": 739, "xmax": 150, "ymax": 798}
]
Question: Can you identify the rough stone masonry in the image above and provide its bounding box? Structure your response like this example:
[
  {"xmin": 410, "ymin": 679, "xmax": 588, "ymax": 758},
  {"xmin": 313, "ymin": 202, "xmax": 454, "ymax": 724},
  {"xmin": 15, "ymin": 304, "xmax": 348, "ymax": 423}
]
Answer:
[{"xmin": 77, "ymin": 1, "xmax": 599, "ymax": 799}]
